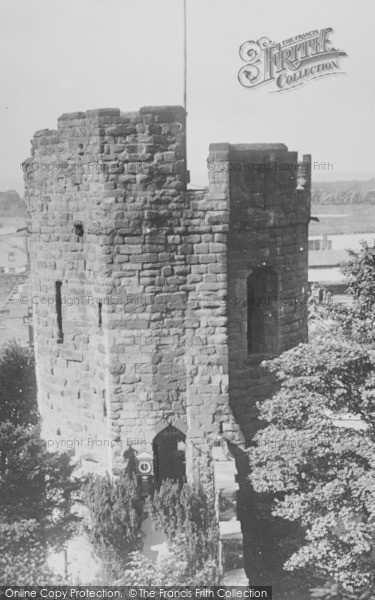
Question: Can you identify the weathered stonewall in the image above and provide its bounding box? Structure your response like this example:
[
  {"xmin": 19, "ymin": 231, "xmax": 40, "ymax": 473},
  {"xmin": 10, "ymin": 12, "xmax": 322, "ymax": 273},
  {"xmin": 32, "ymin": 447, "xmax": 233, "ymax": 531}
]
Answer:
[{"xmin": 24, "ymin": 106, "xmax": 311, "ymax": 481}]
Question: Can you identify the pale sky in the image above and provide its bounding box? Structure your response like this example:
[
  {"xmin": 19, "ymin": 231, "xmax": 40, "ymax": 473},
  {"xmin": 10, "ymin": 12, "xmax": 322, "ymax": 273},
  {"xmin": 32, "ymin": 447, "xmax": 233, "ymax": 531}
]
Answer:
[{"xmin": 1, "ymin": 0, "xmax": 374, "ymax": 193}]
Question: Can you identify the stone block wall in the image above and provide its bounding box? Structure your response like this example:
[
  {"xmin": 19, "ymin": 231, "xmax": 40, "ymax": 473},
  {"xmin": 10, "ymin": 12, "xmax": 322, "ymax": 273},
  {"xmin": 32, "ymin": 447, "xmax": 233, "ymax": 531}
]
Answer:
[
  {"xmin": 24, "ymin": 105, "xmax": 190, "ymax": 473},
  {"xmin": 25, "ymin": 106, "xmax": 310, "ymax": 478},
  {"xmin": 183, "ymin": 187, "xmax": 244, "ymax": 473},
  {"xmin": 206, "ymin": 144, "xmax": 310, "ymax": 441}
]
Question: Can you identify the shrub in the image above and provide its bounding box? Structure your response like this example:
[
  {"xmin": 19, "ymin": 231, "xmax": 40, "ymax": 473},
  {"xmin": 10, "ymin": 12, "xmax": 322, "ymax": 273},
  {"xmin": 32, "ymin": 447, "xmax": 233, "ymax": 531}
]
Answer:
[
  {"xmin": 310, "ymin": 583, "xmax": 372, "ymax": 599},
  {"xmin": 0, "ymin": 520, "xmax": 58, "ymax": 585},
  {"xmin": 120, "ymin": 551, "xmax": 157, "ymax": 585},
  {"xmin": 82, "ymin": 473, "xmax": 143, "ymax": 580},
  {"xmin": 149, "ymin": 478, "xmax": 220, "ymax": 584},
  {"xmin": 0, "ymin": 341, "xmax": 37, "ymax": 426},
  {"xmin": 120, "ymin": 538, "xmax": 220, "ymax": 586}
]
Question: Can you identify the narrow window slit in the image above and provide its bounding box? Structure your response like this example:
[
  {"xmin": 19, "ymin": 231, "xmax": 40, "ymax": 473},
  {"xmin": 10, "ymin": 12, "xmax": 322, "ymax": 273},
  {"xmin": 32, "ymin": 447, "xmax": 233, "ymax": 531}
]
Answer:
[
  {"xmin": 55, "ymin": 281, "xmax": 64, "ymax": 343},
  {"xmin": 74, "ymin": 222, "xmax": 84, "ymax": 237},
  {"xmin": 98, "ymin": 302, "xmax": 102, "ymax": 328}
]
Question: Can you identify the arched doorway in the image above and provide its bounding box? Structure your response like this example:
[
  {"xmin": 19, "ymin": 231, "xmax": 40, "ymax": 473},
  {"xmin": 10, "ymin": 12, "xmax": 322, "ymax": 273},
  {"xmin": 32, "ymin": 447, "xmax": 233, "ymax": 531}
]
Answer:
[
  {"xmin": 153, "ymin": 425, "xmax": 186, "ymax": 487},
  {"xmin": 247, "ymin": 267, "xmax": 278, "ymax": 355}
]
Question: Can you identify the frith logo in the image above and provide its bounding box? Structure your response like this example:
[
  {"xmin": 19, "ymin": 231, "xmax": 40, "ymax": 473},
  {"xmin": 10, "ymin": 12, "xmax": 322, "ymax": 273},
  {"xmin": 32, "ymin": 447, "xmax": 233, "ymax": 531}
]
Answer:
[{"xmin": 238, "ymin": 28, "xmax": 347, "ymax": 92}]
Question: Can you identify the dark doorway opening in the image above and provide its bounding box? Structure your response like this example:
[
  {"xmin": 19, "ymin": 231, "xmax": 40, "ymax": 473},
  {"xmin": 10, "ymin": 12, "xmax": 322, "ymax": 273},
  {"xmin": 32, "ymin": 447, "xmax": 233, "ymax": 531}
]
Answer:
[{"xmin": 153, "ymin": 425, "xmax": 186, "ymax": 487}]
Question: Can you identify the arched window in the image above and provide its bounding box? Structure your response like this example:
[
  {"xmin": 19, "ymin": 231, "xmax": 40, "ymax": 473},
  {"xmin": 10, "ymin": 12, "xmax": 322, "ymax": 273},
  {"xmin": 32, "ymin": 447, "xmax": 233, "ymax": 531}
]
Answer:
[
  {"xmin": 247, "ymin": 267, "xmax": 278, "ymax": 355},
  {"xmin": 153, "ymin": 425, "xmax": 186, "ymax": 487}
]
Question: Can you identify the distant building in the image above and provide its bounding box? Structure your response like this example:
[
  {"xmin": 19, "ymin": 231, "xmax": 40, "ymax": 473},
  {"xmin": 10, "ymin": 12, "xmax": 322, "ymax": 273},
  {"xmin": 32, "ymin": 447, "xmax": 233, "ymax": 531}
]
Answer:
[
  {"xmin": 0, "ymin": 227, "xmax": 28, "ymax": 274},
  {"xmin": 0, "ymin": 228, "xmax": 31, "ymax": 345},
  {"xmin": 0, "ymin": 279, "xmax": 33, "ymax": 346},
  {"xmin": 309, "ymin": 232, "xmax": 375, "ymax": 293}
]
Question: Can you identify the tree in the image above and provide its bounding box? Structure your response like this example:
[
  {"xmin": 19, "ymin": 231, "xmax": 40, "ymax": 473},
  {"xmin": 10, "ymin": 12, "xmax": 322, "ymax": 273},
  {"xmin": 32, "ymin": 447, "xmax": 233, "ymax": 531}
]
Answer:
[
  {"xmin": 0, "ymin": 520, "xmax": 58, "ymax": 585},
  {"xmin": 311, "ymin": 182, "xmax": 375, "ymax": 205},
  {"xmin": 0, "ymin": 422, "xmax": 80, "ymax": 583},
  {"xmin": 0, "ymin": 422, "xmax": 79, "ymax": 539},
  {"xmin": 0, "ymin": 341, "xmax": 37, "ymax": 426},
  {"xmin": 327, "ymin": 243, "xmax": 375, "ymax": 347},
  {"xmin": 0, "ymin": 340, "xmax": 79, "ymax": 584},
  {"xmin": 82, "ymin": 473, "xmax": 143, "ymax": 581},
  {"xmin": 341, "ymin": 242, "xmax": 375, "ymax": 313},
  {"xmin": 248, "ymin": 241, "xmax": 375, "ymax": 592},
  {"xmin": 148, "ymin": 478, "xmax": 220, "ymax": 585},
  {"xmin": 249, "ymin": 337, "xmax": 375, "ymax": 590},
  {"xmin": 0, "ymin": 190, "xmax": 25, "ymax": 216}
]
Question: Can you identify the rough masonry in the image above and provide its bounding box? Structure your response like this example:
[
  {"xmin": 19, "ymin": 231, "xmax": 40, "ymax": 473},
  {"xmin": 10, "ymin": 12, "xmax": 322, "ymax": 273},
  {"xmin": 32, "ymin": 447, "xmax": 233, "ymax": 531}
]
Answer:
[{"xmin": 24, "ymin": 105, "xmax": 311, "ymax": 482}]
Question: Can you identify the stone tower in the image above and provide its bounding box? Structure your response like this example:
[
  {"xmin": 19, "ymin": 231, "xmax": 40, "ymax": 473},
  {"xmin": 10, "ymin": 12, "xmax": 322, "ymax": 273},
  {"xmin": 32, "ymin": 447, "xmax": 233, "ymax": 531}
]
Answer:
[{"xmin": 24, "ymin": 106, "xmax": 311, "ymax": 483}]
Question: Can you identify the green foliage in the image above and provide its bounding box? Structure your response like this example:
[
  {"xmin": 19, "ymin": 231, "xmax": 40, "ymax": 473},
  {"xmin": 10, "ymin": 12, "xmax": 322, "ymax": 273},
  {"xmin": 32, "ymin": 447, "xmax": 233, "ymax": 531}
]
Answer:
[
  {"xmin": 194, "ymin": 454, "xmax": 216, "ymax": 502},
  {"xmin": 310, "ymin": 583, "xmax": 372, "ymax": 599},
  {"xmin": 118, "ymin": 463, "xmax": 219, "ymax": 586},
  {"xmin": 149, "ymin": 478, "xmax": 220, "ymax": 584},
  {"xmin": 0, "ymin": 341, "xmax": 79, "ymax": 583},
  {"xmin": 341, "ymin": 242, "xmax": 375, "ymax": 312},
  {"xmin": 159, "ymin": 534, "xmax": 220, "ymax": 585},
  {"xmin": 249, "ymin": 241, "xmax": 375, "ymax": 591},
  {"xmin": 0, "ymin": 520, "xmax": 59, "ymax": 585},
  {"xmin": 328, "ymin": 302, "xmax": 375, "ymax": 346},
  {"xmin": 0, "ymin": 421, "xmax": 80, "ymax": 548},
  {"xmin": 249, "ymin": 336, "xmax": 375, "ymax": 591},
  {"xmin": 120, "ymin": 551, "xmax": 157, "ymax": 585},
  {"xmin": 0, "ymin": 190, "xmax": 25, "ymax": 216},
  {"xmin": 120, "ymin": 535, "xmax": 220, "ymax": 586},
  {"xmin": 323, "ymin": 242, "xmax": 375, "ymax": 346},
  {"xmin": 82, "ymin": 473, "xmax": 143, "ymax": 580},
  {"xmin": 0, "ymin": 341, "xmax": 37, "ymax": 426},
  {"xmin": 121, "ymin": 542, "xmax": 220, "ymax": 587},
  {"xmin": 312, "ymin": 181, "xmax": 375, "ymax": 205}
]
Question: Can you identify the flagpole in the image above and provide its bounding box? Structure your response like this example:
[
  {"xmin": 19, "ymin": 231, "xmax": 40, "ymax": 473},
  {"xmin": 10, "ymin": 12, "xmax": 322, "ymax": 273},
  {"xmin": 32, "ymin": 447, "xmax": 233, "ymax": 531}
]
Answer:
[
  {"xmin": 183, "ymin": 0, "xmax": 187, "ymax": 112},
  {"xmin": 183, "ymin": 0, "xmax": 188, "ymax": 188}
]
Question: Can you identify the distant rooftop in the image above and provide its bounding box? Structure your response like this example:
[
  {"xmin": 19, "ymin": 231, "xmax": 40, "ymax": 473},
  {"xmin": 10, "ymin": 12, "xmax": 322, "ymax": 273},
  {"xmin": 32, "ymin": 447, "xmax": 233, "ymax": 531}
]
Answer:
[{"xmin": 309, "ymin": 250, "xmax": 348, "ymax": 268}]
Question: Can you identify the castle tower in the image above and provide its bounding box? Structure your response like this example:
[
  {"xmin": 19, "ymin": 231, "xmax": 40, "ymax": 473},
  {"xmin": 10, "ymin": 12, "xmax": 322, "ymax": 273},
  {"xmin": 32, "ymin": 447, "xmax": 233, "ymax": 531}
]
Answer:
[
  {"xmin": 24, "ymin": 106, "xmax": 310, "ymax": 484},
  {"xmin": 209, "ymin": 143, "xmax": 311, "ymax": 440}
]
